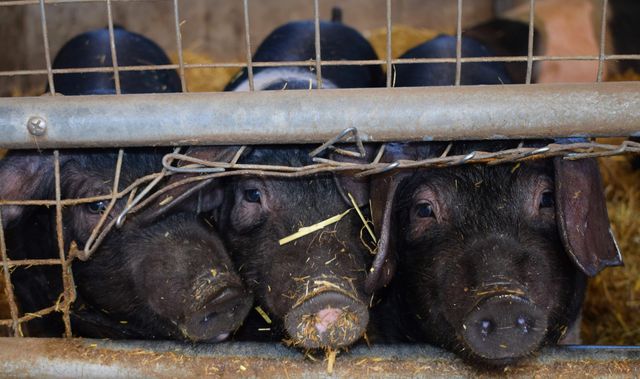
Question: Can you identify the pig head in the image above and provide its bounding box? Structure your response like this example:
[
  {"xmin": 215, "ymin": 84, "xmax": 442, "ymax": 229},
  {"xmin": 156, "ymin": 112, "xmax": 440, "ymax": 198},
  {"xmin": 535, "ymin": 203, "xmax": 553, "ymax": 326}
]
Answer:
[
  {"xmin": 201, "ymin": 146, "xmax": 376, "ymax": 349},
  {"xmin": 370, "ymin": 141, "xmax": 622, "ymax": 365},
  {"xmin": 0, "ymin": 149, "xmax": 252, "ymax": 341}
]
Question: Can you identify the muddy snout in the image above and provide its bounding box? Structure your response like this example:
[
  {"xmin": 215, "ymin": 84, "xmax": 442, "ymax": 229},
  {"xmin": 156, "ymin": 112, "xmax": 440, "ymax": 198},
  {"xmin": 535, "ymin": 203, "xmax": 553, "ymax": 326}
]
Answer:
[
  {"xmin": 285, "ymin": 289, "xmax": 369, "ymax": 349},
  {"xmin": 461, "ymin": 293, "xmax": 547, "ymax": 363},
  {"xmin": 181, "ymin": 274, "xmax": 253, "ymax": 342}
]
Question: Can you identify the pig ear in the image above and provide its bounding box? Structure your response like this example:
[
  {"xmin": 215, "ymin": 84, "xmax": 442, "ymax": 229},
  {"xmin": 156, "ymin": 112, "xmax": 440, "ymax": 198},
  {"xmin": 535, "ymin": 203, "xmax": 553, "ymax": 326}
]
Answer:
[
  {"xmin": 0, "ymin": 152, "xmax": 57, "ymax": 227},
  {"xmin": 364, "ymin": 143, "xmax": 427, "ymax": 294},
  {"xmin": 141, "ymin": 146, "xmax": 245, "ymax": 221},
  {"xmin": 365, "ymin": 172, "xmax": 404, "ymax": 294},
  {"xmin": 554, "ymin": 157, "xmax": 623, "ymax": 276}
]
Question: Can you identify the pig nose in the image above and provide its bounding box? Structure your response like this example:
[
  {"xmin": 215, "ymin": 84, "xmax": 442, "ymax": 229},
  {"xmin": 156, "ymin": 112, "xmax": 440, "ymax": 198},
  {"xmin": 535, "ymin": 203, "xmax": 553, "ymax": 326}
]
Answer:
[
  {"xmin": 181, "ymin": 284, "xmax": 253, "ymax": 342},
  {"xmin": 461, "ymin": 294, "xmax": 547, "ymax": 363},
  {"xmin": 284, "ymin": 291, "xmax": 369, "ymax": 349}
]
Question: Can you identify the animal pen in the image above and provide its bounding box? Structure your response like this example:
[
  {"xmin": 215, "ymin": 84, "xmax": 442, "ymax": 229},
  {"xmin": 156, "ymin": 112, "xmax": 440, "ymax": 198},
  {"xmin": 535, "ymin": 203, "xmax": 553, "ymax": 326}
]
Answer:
[{"xmin": 0, "ymin": 0, "xmax": 639, "ymax": 376}]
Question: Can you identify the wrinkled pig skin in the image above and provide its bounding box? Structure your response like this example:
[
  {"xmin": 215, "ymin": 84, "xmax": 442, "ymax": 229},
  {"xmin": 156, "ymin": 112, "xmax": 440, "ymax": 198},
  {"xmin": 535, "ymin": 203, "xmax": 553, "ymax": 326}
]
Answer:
[
  {"xmin": 216, "ymin": 147, "xmax": 374, "ymax": 349},
  {"xmin": 371, "ymin": 147, "xmax": 587, "ymax": 366},
  {"xmin": 1, "ymin": 150, "xmax": 252, "ymax": 342},
  {"xmin": 0, "ymin": 27, "xmax": 252, "ymax": 341}
]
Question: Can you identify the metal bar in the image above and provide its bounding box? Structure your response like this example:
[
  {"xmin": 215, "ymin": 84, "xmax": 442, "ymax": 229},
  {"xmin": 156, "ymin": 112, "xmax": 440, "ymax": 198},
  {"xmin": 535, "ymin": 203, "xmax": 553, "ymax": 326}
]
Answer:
[
  {"xmin": 0, "ymin": 213, "xmax": 20, "ymax": 337},
  {"xmin": 1, "ymin": 82, "xmax": 639, "ymax": 149},
  {"xmin": 242, "ymin": 0, "xmax": 255, "ymax": 91},
  {"xmin": 385, "ymin": 0, "xmax": 392, "ymax": 87},
  {"xmin": 172, "ymin": 0, "xmax": 187, "ymax": 92},
  {"xmin": 525, "ymin": 0, "xmax": 535, "ymax": 84},
  {"xmin": 4, "ymin": 54, "xmax": 640, "ymax": 79},
  {"xmin": 597, "ymin": 0, "xmax": 608, "ymax": 82},
  {"xmin": 38, "ymin": 0, "xmax": 55, "ymax": 94},
  {"xmin": 0, "ymin": 339, "xmax": 639, "ymax": 377},
  {"xmin": 454, "ymin": 0, "xmax": 462, "ymax": 86},
  {"xmin": 313, "ymin": 0, "xmax": 322, "ymax": 88},
  {"xmin": 105, "ymin": 0, "xmax": 121, "ymax": 94}
]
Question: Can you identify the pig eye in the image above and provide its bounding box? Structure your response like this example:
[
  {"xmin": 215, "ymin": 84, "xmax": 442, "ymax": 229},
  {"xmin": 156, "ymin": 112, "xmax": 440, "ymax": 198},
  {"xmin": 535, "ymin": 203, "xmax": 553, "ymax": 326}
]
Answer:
[
  {"xmin": 87, "ymin": 201, "xmax": 108, "ymax": 215},
  {"xmin": 416, "ymin": 202, "xmax": 435, "ymax": 218},
  {"xmin": 539, "ymin": 190, "xmax": 554, "ymax": 209},
  {"xmin": 244, "ymin": 189, "xmax": 261, "ymax": 203}
]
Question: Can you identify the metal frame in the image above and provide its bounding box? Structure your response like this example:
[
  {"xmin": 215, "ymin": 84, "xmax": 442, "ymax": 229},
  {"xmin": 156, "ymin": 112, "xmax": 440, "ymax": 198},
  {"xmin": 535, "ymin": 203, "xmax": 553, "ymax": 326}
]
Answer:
[
  {"xmin": 0, "ymin": 0, "xmax": 639, "ymax": 373},
  {"xmin": 2, "ymin": 83, "xmax": 639, "ymax": 149},
  {"xmin": 1, "ymin": 339, "xmax": 640, "ymax": 377}
]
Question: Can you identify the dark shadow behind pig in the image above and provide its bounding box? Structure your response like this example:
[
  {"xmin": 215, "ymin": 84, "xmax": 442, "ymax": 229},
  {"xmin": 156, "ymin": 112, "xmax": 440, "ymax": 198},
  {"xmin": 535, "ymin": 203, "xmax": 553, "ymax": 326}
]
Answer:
[
  {"xmin": 369, "ymin": 31, "xmax": 623, "ymax": 366},
  {"xmin": 0, "ymin": 27, "xmax": 252, "ymax": 341},
  {"xmin": 190, "ymin": 11, "xmax": 385, "ymax": 350},
  {"xmin": 607, "ymin": 0, "xmax": 640, "ymax": 169}
]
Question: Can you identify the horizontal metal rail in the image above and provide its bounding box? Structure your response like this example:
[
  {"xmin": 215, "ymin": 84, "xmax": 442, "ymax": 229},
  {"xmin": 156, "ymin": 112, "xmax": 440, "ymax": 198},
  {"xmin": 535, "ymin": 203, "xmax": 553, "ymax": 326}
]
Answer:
[
  {"xmin": 0, "ymin": 338, "xmax": 639, "ymax": 378},
  {"xmin": 1, "ymin": 82, "xmax": 639, "ymax": 149}
]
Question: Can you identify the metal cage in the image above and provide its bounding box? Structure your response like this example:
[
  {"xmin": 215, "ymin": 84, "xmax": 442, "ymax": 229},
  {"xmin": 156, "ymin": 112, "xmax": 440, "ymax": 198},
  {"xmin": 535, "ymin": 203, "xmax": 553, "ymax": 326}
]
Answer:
[{"xmin": 1, "ymin": 0, "xmax": 639, "ymax": 376}]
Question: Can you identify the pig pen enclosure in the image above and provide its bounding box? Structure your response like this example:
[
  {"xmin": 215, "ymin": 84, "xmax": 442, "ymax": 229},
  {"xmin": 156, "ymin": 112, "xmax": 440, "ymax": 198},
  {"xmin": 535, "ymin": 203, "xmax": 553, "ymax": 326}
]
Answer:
[{"xmin": 1, "ymin": 0, "xmax": 640, "ymax": 376}]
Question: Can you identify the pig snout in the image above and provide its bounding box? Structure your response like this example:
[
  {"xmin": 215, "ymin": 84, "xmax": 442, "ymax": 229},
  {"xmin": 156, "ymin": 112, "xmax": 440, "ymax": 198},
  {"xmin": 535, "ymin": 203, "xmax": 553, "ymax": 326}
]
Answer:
[
  {"xmin": 180, "ymin": 274, "xmax": 253, "ymax": 342},
  {"xmin": 461, "ymin": 290, "xmax": 547, "ymax": 363},
  {"xmin": 284, "ymin": 288, "xmax": 368, "ymax": 349}
]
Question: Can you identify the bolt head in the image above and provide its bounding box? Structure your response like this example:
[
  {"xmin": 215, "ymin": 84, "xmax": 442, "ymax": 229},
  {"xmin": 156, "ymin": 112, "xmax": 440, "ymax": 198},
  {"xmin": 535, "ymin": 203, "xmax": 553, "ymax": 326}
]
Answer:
[{"xmin": 27, "ymin": 116, "xmax": 47, "ymax": 136}]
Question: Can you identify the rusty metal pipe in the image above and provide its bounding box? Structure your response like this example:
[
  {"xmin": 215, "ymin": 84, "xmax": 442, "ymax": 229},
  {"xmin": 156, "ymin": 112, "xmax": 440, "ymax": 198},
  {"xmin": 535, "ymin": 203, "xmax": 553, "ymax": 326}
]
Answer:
[
  {"xmin": 0, "ymin": 338, "xmax": 639, "ymax": 377},
  {"xmin": 1, "ymin": 82, "xmax": 639, "ymax": 149}
]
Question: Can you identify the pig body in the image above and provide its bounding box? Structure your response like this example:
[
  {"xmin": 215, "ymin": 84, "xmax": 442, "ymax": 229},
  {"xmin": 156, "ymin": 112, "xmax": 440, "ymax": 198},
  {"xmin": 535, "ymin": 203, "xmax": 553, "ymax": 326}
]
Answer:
[
  {"xmin": 51, "ymin": 26, "xmax": 181, "ymax": 95},
  {"xmin": 370, "ymin": 34, "xmax": 621, "ymax": 366},
  {"xmin": 607, "ymin": 0, "xmax": 640, "ymax": 168},
  {"xmin": 395, "ymin": 35, "xmax": 513, "ymax": 87},
  {"xmin": 210, "ymin": 15, "xmax": 383, "ymax": 349},
  {"xmin": 0, "ymin": 28, "xmax": 252, "ymax": 341},
  {"xmin": 226, "ymin": 12, "xmax": 383, "ymax": 91}
]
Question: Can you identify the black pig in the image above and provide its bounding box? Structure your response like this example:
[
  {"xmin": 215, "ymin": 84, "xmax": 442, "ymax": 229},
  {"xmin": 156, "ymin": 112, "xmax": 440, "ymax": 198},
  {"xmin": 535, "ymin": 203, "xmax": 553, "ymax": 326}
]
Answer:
[
  {"xmin": 608, "ymin": 0, "xmax": 640, "ymax": 168},
  {"xmin": 369, "ymin": 34, "xmax": 623, "ymax": 366},
  {"xmin": 0, "ymin": 27, "xmax": 252, "ymax": 340},
  {"xmin": 225, "ymin": 8, "xmax": 383, "ymax": 91},
  {"xmin": 191, "ymin": 13, "xmax": 384, "ymax": 349}
]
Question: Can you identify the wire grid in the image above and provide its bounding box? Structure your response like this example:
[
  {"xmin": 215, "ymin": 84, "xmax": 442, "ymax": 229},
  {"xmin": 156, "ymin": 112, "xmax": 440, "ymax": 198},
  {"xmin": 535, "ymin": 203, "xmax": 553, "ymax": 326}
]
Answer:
[
  {"xmin": 0, "ymin": 0, "xmax": 639, "ymax": 84},
  {"xmin": 0, "ymin": 0, "xmax": 639, "ymax": 338}
]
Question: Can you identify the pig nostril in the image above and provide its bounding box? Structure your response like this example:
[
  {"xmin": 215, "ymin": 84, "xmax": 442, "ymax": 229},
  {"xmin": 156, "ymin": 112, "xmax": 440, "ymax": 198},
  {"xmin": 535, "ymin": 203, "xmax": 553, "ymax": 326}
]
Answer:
[{"xmin": 479, "ymin": 319, "xmax": 494, "ymax": 337}]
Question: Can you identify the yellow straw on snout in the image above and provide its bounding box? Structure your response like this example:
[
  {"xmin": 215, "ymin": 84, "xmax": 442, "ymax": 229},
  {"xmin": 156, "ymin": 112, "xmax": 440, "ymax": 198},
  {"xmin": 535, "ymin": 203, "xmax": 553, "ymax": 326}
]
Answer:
[{"xmin": 347, "ymin": 193, "xmax": 377, "ymax": 244}]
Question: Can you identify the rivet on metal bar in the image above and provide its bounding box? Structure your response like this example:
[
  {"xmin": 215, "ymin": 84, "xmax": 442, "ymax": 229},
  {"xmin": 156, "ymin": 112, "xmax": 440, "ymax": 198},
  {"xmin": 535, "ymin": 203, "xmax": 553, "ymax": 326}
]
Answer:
[
  {"xmin": 309, "ymin": 127, "xmax": 366, "ymax": 159},
  {"xmin": 26, "ymin": 116, "xmax": 47, "ymax": 136}
]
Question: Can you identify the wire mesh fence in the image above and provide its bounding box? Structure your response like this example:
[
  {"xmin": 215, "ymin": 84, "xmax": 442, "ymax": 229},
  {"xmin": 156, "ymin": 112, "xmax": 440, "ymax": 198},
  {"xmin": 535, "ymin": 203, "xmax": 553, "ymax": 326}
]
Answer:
[{"xmin": 0, "ymin": 0, "xmax": 638, "ymax": 343}]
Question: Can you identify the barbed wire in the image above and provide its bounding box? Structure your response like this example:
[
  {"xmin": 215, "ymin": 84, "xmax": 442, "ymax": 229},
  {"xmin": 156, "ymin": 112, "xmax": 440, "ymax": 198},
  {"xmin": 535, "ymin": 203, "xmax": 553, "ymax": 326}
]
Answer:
[{"xmin": 161, "ymin": 140, "xmax": 640, "ymax": 178}]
